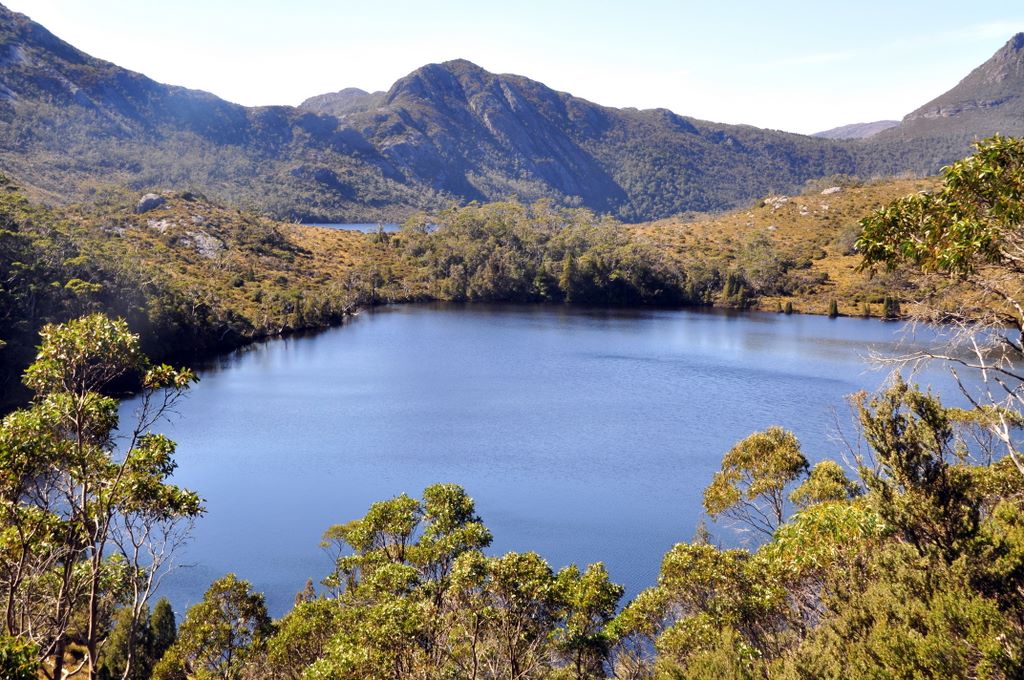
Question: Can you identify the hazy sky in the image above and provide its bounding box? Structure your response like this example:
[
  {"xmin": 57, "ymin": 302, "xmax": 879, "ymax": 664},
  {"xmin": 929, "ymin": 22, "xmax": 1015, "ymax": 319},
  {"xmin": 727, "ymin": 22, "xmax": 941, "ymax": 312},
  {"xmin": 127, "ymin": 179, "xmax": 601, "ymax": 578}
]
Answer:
[{"xmin": 6, "ymin": 0, "xmax": 1023, "ymax": 134}]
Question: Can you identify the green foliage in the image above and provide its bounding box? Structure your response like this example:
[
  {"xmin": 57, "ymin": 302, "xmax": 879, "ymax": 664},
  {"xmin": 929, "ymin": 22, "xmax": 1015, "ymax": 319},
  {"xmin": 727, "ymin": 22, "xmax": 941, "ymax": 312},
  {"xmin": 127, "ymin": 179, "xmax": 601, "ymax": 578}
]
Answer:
[
  {"xmin": 556, "ymin": 563, "xmax": 625, "ymax": 678},
  {"xmin": 757, "ymin": 501, "xmax": 885, "ymax": 578},
  {"xmin": 789, "ymin": 461, "xmax": 859, "ymax": 509},
  {"xmin": 149, "ymin": 598, "xmax": 177, "ymax": 665},
  {"xmin": 857, "ymin": 378, "xmax": 985, "ymax": 563},
  {"xmin": 153, "ymin": 574, "xmax": 271, "ymax": 680},
  {"xmin": 98, "ymin": 605, "xmax": 152, "ymax": 680},
  {"xmin": 858, "ymin": 136, "xmax": 1024, "ymax": 278},
  {"xmin": 881, "ymin": 294, "xmax": 901, "ymax": 319},
  {"xmin": 0, "ymin": 635, "xmax": 38, "ymax": 680},
  {"xmin": 266, "ymin": 599, "xmax": 341, "ymax": 680},
  {"xmin": 616, "ymin": 375, "xmax": 1024, "ymax": 679},
  {"xmin": 780, "ymin": 544, "xmax": 1020, "ymax": 680},
  {"xmin": 400, "ymin": 201, "xmax": 689, "ymax": 306},
  {"xmin": 260, "ymin": 484, "xmax": 627, "ymax": 679},
  {"xmin": 0, "ymin": 314, "xmax": 201, "ymax": 678},
  {"xmin": 703, "ymin": 427, "xmax": 809, "ymax": 536}
]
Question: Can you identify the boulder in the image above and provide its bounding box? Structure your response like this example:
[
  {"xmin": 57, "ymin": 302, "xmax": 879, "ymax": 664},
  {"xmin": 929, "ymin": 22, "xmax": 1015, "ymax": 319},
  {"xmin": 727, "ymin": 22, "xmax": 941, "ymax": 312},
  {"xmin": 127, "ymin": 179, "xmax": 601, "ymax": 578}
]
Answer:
[{"xmin": 136, "ymin": 193, "xmax": 166, "ymax": 214}]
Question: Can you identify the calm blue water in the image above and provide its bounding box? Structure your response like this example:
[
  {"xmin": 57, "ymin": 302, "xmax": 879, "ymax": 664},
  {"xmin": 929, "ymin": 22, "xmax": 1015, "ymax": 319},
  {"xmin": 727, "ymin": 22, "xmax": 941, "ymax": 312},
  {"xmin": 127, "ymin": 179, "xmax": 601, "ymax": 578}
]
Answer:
[
  {"xmin": 304, "ymin": 223, "xmax": 400, "ymax": 233},
  {"xmin": 118, "ymin": 304, "xmax": 964, "ymax": 616}
]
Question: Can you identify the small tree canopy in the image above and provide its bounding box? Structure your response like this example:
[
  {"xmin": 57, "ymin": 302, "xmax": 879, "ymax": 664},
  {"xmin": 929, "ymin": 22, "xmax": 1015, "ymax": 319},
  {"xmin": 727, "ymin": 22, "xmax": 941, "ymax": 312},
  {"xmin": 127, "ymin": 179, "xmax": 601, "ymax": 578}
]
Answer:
[
  {"xmin": 153, "ymin": 574, "xmax": 271, "ymax": 680},
  {"xmin": 703, "ymin": 426, "xmax": 809, "ymax": 536},
  {"xmin": 790, "ymin": 460, "xmax": 860, "ymax": 509}
]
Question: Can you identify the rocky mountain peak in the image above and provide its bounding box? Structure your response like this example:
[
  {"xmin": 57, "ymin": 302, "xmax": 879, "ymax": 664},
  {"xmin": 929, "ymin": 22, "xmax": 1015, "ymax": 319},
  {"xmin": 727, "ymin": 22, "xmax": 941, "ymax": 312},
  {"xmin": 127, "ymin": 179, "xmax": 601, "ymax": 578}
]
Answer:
[{"xmin": 902, "ymin": 32, "xmax": 1024, "ymax": 124}]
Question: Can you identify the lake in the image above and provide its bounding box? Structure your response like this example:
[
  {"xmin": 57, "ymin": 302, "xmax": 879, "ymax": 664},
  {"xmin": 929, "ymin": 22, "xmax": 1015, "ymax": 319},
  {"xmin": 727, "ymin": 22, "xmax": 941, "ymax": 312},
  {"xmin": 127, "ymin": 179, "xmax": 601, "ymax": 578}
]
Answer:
[
  {"xmin": 118, "ymin": 304, "xmax": 964, "ymax": 616},
  {"xmin": 303, "ymin": 222, "xmax": 400, "ymax": 233}
]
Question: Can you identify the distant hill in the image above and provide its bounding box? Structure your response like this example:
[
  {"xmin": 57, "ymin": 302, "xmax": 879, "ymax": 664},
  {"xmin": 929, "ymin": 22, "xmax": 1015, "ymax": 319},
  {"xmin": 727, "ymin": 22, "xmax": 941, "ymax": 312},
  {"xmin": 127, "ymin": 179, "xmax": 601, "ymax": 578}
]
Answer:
[
  {"xmin": 0, "ymin": 3, "xmax": 1022, "ymax": 221},
  {"xmin": 299, "ymin": 88, "xmax": 386, "ymax": 116},
  {"xmin": 813, "ymin": 121, "xmax": 899, "ymax": 139}
]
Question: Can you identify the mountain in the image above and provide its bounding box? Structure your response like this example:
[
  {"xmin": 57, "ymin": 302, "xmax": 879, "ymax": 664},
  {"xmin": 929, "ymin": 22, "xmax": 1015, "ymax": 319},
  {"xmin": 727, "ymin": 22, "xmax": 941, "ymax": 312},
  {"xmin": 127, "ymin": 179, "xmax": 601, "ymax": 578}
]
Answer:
[
  {"xmin": 0, "ymin": 2, "xmax": 859, "ymax": 222},
  {"xmin": 299, "ymin": 88, "xmax": 386, "ymax": 116},
  {"xmin": 296, "ymin": 59, "xmax": 872, "ymax": 220},
  {"xmin": 0, "ymin": 4, "xmax": 434, "ymax": 221},
  {"xmin": 898, "ymin": 33, "xmax": 1024, "ymax": 135},
  {"xmin": 864, "ymin": 33, "xmax": 1024, "ymax": 170},
  {"xmin": 0, "ymin": 3, "xmax": 1021, "ymax": 222},
  {"xmin": 813, "ymin": 121, "xmax": 899, "ymax": 139}
]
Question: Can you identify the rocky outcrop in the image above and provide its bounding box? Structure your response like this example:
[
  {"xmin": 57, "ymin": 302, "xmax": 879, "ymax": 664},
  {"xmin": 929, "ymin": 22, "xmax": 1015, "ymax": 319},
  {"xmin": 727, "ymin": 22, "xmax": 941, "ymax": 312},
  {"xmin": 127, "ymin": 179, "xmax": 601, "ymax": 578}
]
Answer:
[
  {"xmin": 875, "ymin": 33, "xmax": 1024, "ymax": 143},
  {"xmin": 136, "ymin": 193, "xmax": 165, "ymax": 213}
]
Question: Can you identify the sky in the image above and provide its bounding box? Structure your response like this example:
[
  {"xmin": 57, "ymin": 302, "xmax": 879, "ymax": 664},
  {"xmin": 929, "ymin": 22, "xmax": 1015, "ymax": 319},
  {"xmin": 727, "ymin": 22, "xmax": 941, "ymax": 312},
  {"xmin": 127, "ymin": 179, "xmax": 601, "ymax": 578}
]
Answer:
[{"xmin": 5, "ymin": 0, "xmax": 1023, "ymax": 135}]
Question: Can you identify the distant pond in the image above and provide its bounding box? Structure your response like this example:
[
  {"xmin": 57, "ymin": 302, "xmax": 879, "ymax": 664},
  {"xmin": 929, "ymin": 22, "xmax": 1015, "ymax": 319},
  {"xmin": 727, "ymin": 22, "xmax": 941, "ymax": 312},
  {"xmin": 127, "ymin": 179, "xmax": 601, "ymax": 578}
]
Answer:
[
  {"xmin": 302, "ymin": 222, "xmax": 400, "ymax": 233},
  {"xmin": 118, "ymin": 304, "xmax": 966, "ymax": 616}
]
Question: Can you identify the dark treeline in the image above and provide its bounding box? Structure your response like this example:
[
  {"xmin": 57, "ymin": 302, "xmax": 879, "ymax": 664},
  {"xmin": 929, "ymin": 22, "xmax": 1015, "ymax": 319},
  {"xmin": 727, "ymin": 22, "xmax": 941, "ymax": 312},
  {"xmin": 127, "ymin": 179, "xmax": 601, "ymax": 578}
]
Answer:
[
  {"xmin": 396, "ymin": 201, "xmax": 690, "ymax": 306},
  {"xmin": 386, "ymin": 200, "xmax": 824, "ymax": 309}
]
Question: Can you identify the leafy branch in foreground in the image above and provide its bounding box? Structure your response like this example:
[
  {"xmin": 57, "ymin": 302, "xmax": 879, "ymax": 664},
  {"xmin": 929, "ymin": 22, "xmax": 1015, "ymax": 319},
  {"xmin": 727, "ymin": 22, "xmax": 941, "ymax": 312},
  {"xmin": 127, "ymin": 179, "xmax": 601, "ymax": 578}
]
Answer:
[{"xmin": 857, "ymin": 135, "xmax": 1024, "ymax": 476}]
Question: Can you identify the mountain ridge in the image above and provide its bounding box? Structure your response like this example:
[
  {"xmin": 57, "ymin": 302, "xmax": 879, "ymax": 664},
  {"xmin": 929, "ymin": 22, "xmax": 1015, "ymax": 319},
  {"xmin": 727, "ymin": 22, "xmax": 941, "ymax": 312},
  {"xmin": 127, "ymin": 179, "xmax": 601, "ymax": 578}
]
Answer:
[
  {"xmin": 870, "ymin": 32, "xmax": 1024, "ymax": 147},
  {"xmin": 813, "ymin": 121, "xmax": 900, "ymax": 139},
  {"xmin": 0, "ymin": 4, "xmax": 1022, "ymax": 222}
]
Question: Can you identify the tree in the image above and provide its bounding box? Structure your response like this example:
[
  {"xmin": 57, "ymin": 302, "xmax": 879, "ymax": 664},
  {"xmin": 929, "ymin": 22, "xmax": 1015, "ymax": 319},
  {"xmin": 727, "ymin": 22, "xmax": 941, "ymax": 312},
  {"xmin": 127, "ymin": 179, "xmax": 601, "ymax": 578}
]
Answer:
[
  {"xmin": 881, "ymin": 295, "xmax": 900, "ymax": 319},
  {"xmin": 270, "ymin": 484, "xmax": 624, "ymax": 679},
  {"xmin": 153, "ymin": 574, "xmax": 271, "ymax": 680},
  {"xmin": 789, "ymin": 461, "xmax": 859, "ymax": 509},
  {"xmin": 310, "ymin": 484, "xmax": 495, "ymax": 679},
  {"xmin": 702, "ymin": 427, "xmax": 809, "ymax": 536},
  {"xmin": 556, "ymin": 563, "xmax": 624, "ymax": 679},
  {"xmin": 856, "ymin": 379, "xmax": 985, "ymax": 564},
  {"xmin": 0, "ymin": 635, "xmax": 37, "ymax": 680},
  {"xmin": 827, "ymin": 299, "xmax": 839, "ymax": 318},
  {"xmin": 98, "ymin": 606, "xmax": 151, "ymax": 680},
  {"xmin": 149, "ymin": 598, "xmax": 177, "ymax": 666},
  {"xmin": 857, "ymin": 135, "xmax": 1024, "ymax": 476},
  {"xmin": 0, "ymin": 314, "xmax": 201, "ymax": 679}
]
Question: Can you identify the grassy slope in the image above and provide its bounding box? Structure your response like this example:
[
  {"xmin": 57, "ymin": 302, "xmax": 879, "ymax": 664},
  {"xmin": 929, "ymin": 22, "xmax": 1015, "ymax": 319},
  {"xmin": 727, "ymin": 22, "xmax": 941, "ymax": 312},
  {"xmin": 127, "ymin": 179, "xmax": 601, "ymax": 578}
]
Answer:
[
  {"xmin": 631, "ymin": 178, "xmax": 943, "ymax": 316},
  {"xmin": 64, "ymin": 190, "xmax": 412, "ymax": 328}
]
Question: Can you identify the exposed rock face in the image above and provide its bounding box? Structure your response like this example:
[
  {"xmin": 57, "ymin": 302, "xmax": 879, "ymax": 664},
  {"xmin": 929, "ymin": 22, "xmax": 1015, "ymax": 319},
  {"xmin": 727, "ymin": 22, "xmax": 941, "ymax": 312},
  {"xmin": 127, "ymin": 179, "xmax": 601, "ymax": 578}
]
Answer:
[
  {"xmin": 136, "ymin": 193, "xmax": 166, "ymax": 213},
  {"xmin": 904, "ymin": 33, "xmax": 1024, "ymax": 123},
  {"xmin": 762, "ymin": 196, "xmax": 790, "ymax": 210},
  {"xmin": 873, "ymin": 33, "xmax": 1024, "ymax": 147},
  {"xmin": 146, "ymin": 217, "xmax": 173, "ymax": 232},
  {"xmin": 182, "ymin": 230, "xmax": 224, "ymax": 259}
]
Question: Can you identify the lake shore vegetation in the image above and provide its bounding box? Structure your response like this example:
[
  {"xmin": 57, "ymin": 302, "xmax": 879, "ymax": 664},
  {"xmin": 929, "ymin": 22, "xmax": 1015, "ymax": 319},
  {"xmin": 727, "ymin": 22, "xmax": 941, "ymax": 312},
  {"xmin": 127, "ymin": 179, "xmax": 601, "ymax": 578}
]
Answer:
[{"xmin": 1, "ymin": 139, "xmax": 1023, "ymax": 678}]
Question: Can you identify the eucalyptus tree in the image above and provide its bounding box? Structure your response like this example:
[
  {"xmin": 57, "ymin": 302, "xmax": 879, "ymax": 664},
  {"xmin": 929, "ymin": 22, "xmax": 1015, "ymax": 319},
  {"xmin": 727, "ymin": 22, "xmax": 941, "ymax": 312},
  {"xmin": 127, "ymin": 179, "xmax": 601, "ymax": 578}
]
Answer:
[
  {"xmin": 152, "ymin": 574, "xmax": 271, "ymax": 680},
  {"xmin": 702, "ymin": 426, "xmax": 810, "ymax": 536},
  {"xmin": 0, "ymin": 314, "xmax": 202, "ymax": 679}
]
